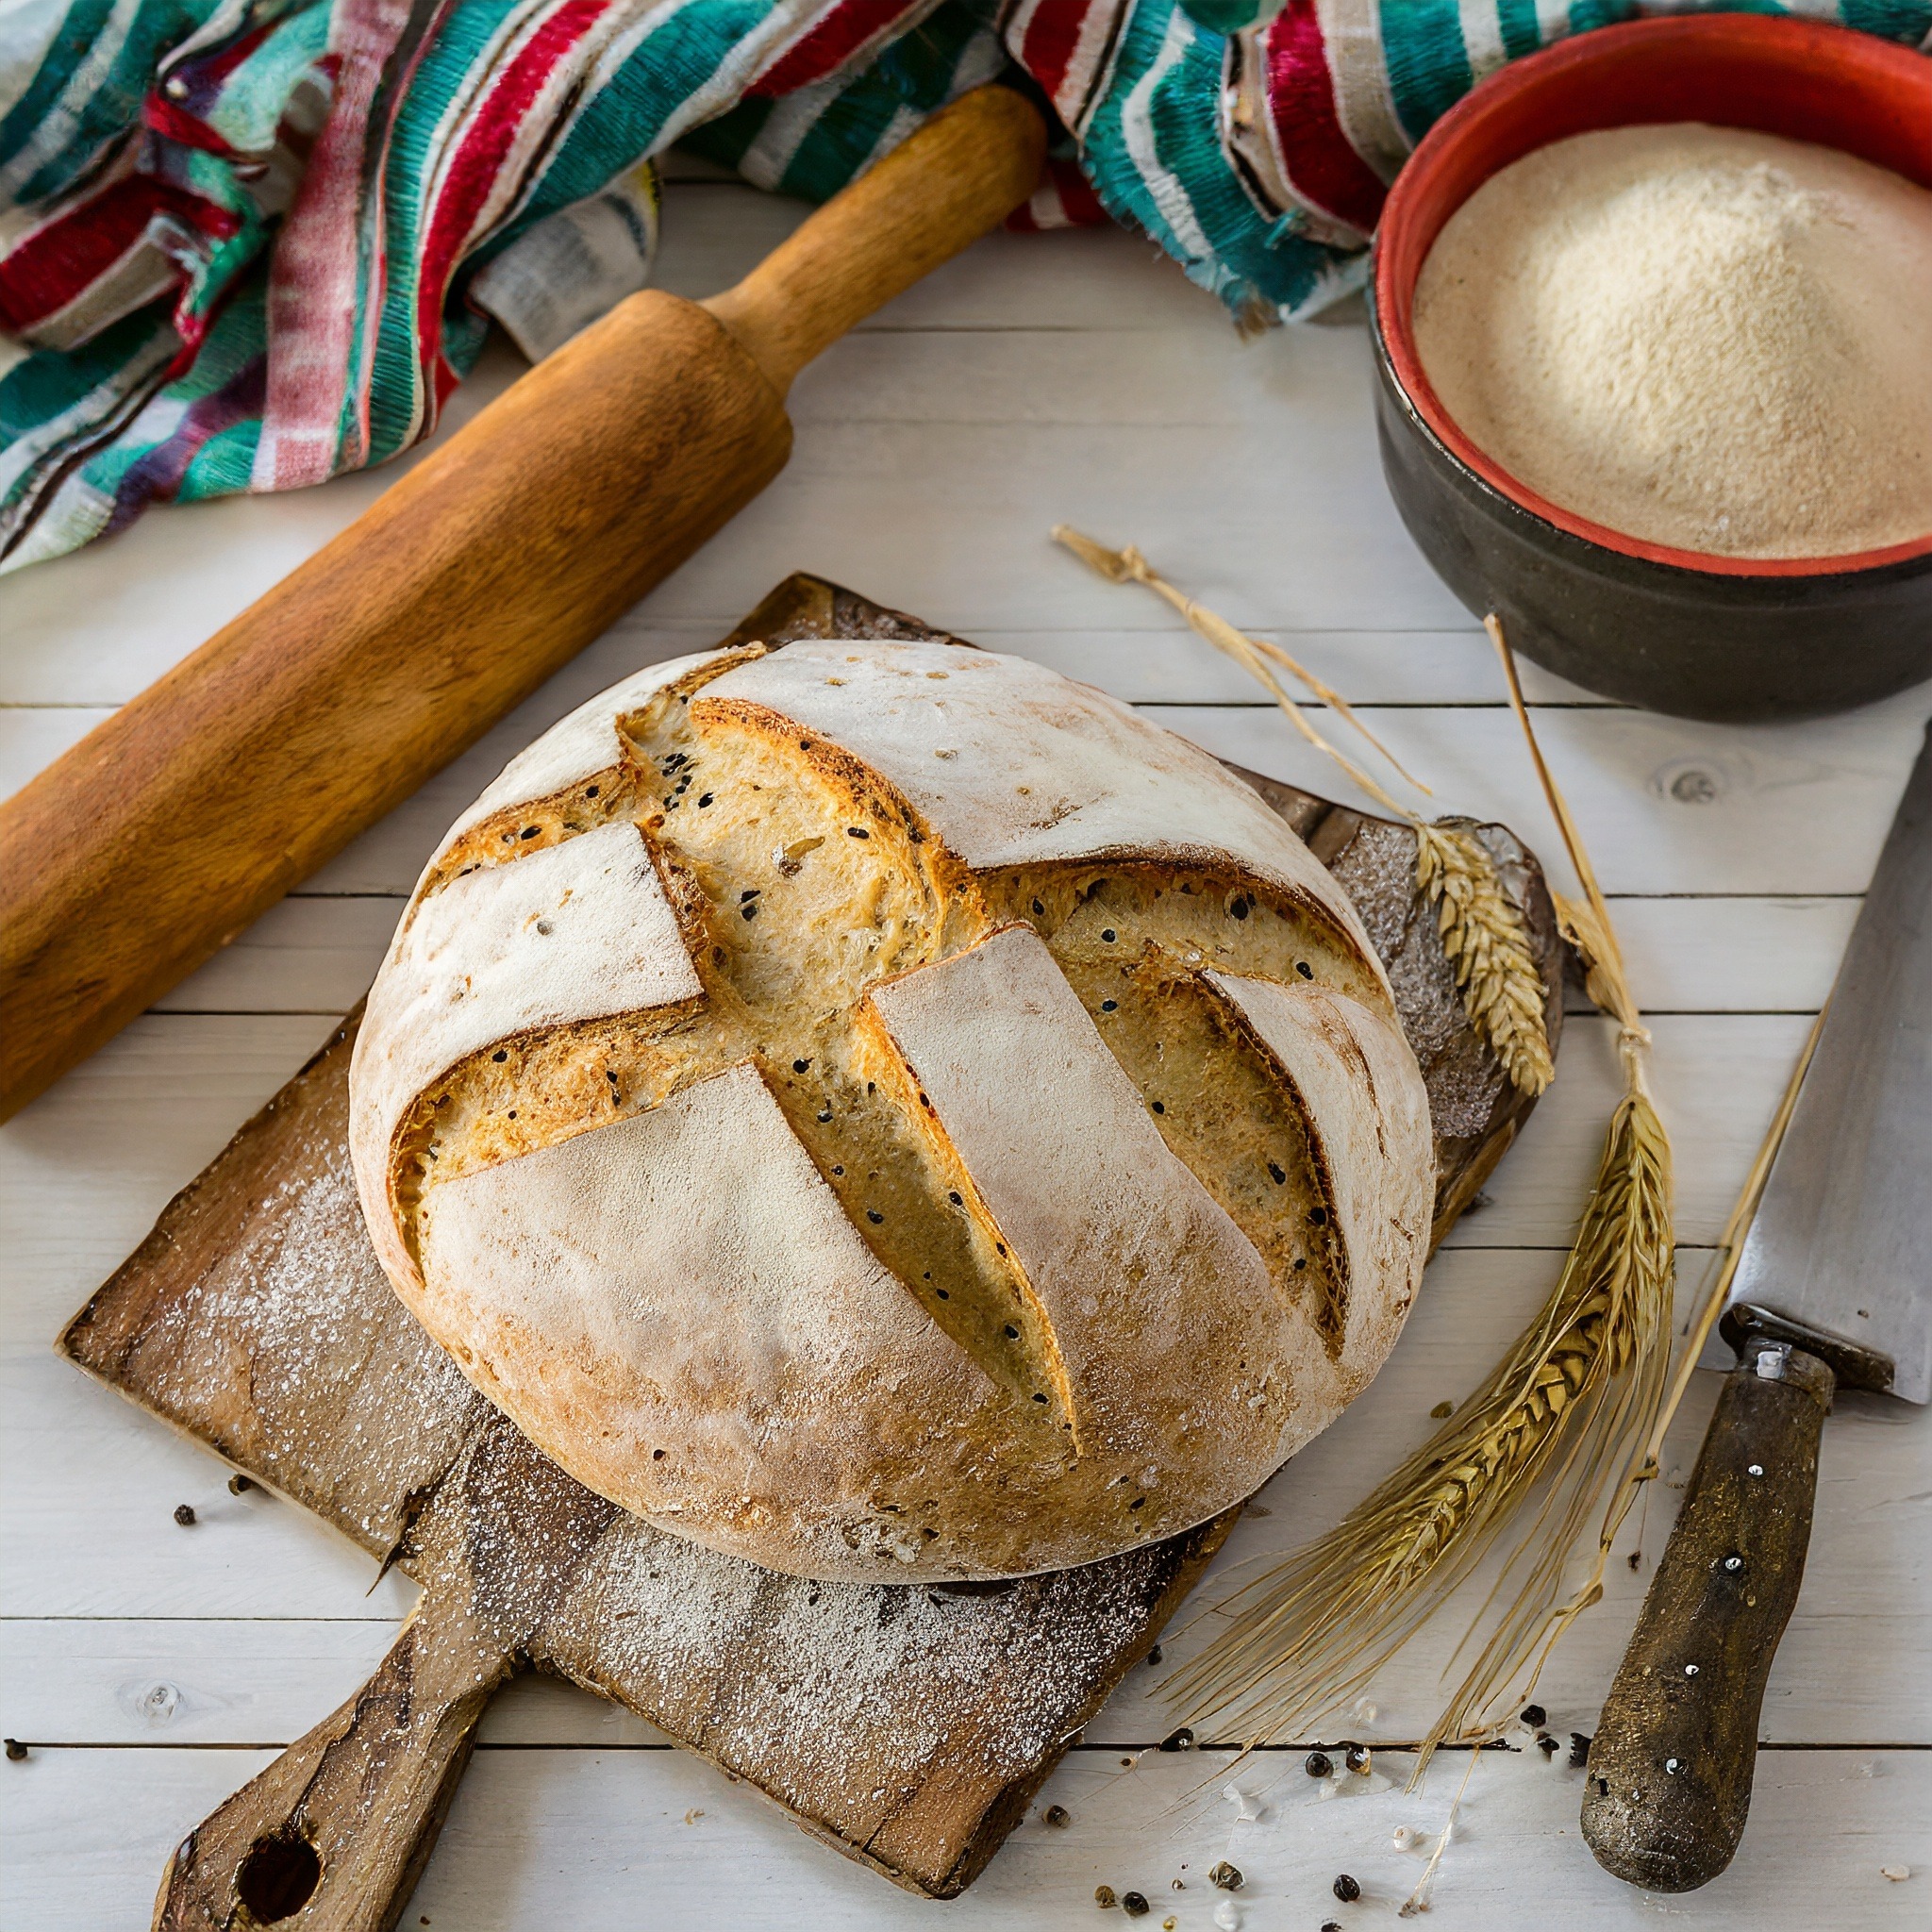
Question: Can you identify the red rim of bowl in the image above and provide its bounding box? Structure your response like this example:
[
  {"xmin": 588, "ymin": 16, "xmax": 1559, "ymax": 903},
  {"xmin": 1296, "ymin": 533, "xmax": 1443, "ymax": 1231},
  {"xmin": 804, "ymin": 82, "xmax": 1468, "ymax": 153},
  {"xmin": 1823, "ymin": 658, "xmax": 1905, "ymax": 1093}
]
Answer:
[{"xmin": 1374, "ymin": 15, "xmax": 1932, "ymax": 580}]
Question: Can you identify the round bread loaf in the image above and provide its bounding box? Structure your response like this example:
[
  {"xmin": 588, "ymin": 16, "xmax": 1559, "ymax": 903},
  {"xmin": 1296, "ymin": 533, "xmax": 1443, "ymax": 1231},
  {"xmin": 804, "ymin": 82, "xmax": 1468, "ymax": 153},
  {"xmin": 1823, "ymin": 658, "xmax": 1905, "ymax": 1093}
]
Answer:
[{"xmin": 349, "ymin": 635, "xmax": 1432, "ymax": 1581}]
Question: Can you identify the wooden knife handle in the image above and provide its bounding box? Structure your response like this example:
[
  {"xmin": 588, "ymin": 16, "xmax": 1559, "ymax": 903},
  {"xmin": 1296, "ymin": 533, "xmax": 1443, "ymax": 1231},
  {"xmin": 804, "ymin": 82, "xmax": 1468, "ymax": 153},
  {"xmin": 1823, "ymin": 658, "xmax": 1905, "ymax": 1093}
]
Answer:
[
  {"xmin": 0, "ymin": 85, "xmax": 1045, "ymax": 1125},
  {"xmin": 153, "ymin": 1607, "xmax": 513, "ymax": 1932},
  {"xmin": 1581, "ymin": 1335, "xmax": 1834, "ymax": 1892}
]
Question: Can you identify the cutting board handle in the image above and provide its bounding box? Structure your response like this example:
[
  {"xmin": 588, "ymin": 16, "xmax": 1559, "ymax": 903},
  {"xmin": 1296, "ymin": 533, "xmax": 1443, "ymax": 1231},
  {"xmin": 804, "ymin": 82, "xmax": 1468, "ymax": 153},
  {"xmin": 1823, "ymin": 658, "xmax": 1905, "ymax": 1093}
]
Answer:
[
  {"xmin": 153, "ymin": 1604, "xmax": 513, "ymax": 1932},
  {"xmin": 1581, "ymin": 1333, "xmax": 1833, "ymax": 1891}
]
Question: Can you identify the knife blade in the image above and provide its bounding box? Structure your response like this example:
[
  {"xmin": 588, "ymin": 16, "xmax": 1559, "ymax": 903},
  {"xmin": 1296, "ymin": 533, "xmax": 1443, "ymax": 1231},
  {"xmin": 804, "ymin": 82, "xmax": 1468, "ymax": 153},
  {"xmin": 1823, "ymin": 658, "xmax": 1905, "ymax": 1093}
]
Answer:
[{"xmin": 1582, "ymin": 719, "xmax": 1932, "ymax": 1893}]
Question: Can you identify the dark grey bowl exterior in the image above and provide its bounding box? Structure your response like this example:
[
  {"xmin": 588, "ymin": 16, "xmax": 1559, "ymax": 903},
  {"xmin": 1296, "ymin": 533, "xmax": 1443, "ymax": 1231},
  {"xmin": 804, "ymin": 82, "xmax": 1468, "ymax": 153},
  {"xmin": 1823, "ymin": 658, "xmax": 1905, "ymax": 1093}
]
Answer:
[{"xmin": 1369, "ymin": 302, "xmax": 1932, "ymax": 723}]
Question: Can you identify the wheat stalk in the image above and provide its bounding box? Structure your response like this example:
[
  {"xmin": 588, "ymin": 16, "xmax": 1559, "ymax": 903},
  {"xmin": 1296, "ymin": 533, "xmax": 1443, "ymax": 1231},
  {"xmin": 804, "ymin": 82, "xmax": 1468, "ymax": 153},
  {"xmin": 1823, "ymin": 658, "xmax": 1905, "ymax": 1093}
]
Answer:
[
  {"xmin": 1051, "ymin": 526, "xmax": 1553, "ymax": 1095},
  {"xmin": 1164, "ymin": 616, "xmax": 1673, "ymax": 1775}
]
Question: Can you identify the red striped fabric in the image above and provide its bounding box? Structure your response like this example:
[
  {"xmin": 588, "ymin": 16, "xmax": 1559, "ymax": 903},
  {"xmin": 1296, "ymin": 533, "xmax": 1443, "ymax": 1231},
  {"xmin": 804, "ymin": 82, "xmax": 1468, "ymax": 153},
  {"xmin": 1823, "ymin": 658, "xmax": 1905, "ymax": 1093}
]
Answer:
[
  {"xmin": 748, "ymin": 0, "xmax": 929, "ymax": 96},
  {"xmin": 142, "ymin": 92, "xmax": 241, "ymax": 156},
  {"xmin": 256, "ymin": 0, "xmax": 418, "ymax": 490},
  {"xmin": 0, "ymin": 175, "xmax": 237, "ymax": 336},
  {"xmin": 1009, "ymin": 0, "xmax": 1121, "ymax": 129},
  {"xmin": 1006, "ymin": 153, "xmax": 1106, "ymax": 230},
  {"xmin": 413, "ymin": 0, "xmax": 615, "ymax": 395},
  {"xmin": 1260, "ymin": 0, "xmax": 1387, "ymax": 238}
]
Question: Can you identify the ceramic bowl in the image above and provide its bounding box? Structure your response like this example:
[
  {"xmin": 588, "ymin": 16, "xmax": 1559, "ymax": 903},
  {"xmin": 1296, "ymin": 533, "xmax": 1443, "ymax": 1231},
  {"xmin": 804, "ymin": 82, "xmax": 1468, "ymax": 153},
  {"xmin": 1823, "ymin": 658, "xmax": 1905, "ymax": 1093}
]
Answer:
[{"xmin": 1370, "ymin": 15, "xmax": 1932, "ymax": 723}]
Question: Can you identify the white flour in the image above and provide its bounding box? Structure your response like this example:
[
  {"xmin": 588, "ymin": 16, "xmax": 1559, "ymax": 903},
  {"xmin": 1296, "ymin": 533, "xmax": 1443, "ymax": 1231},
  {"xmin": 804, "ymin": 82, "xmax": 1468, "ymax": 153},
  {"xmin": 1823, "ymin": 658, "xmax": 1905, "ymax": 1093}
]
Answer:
[{"xmin": 1412, "ymin": 124, "xmax": 1932, "ymax": 559}]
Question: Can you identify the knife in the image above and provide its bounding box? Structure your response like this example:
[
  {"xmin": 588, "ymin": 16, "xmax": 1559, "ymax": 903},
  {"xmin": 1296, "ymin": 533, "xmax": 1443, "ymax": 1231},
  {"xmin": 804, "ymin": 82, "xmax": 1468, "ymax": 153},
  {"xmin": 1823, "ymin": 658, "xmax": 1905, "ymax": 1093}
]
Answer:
[{"xmin": 1582, "ymin": 720, "xmax": 1932, "ymax": 1893}]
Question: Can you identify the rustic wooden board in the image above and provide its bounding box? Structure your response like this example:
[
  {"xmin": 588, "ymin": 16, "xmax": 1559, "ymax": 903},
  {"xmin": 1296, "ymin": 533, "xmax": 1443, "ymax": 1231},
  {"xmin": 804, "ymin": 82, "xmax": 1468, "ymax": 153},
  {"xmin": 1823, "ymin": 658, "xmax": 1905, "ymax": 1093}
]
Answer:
[{"xmin": 58, "ymin": 576, "xmax": 1562, "ymax": 1918}]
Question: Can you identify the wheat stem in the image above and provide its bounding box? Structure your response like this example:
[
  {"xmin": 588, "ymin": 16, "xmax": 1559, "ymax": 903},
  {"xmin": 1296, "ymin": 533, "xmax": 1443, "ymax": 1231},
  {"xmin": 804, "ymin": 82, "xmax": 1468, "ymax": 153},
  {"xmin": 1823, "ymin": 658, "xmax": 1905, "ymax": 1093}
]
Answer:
[
  {"xmin": 1165, "ymin": 618, "xmax": 1673, "ymax": 1783},
  {"xmin": 1050, "ymin": 526, "xmax": 1429, "ymax": 795}
]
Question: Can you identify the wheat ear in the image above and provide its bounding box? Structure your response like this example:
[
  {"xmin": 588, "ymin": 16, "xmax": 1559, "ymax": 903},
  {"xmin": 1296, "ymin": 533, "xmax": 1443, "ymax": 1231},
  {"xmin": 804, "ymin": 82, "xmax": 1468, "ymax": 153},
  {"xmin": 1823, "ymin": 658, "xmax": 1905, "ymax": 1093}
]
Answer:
[
  {"xmin": 1414, "ymin": 823, "xmax": 1553, "ymax": 1096},
  {"xmin": 1051, "ymin": 526, "xmax": 1551, "ymax": 1095},
  {"xmin": 1164, "ymin": 617, "xmax": 1672, "ymax": 1774}
]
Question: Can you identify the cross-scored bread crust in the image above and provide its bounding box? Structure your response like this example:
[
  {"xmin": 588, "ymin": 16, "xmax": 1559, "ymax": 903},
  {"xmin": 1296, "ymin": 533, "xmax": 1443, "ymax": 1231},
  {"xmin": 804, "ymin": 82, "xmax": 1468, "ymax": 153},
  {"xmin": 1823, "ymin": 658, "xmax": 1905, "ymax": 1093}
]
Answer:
[{"xmin": 349, "ymin": 637, "xmax": 1432, "ymax": 1580}]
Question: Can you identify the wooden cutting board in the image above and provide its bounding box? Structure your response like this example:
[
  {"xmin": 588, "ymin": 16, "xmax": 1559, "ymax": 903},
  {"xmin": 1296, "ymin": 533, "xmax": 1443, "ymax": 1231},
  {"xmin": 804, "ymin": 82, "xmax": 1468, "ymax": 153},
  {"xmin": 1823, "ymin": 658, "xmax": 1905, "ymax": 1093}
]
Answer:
[{"xmin": 60, "ymin": 576, "xmax": 1565, "ymax": 1929}]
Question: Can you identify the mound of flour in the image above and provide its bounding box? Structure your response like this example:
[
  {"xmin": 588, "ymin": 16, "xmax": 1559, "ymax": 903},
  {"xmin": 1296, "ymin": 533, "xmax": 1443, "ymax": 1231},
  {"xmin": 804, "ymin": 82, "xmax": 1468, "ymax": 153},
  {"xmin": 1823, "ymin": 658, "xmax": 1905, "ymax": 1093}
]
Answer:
[{"xmin": 1412, "ymin": 124, "xmax": 1932, "ymax": 559}]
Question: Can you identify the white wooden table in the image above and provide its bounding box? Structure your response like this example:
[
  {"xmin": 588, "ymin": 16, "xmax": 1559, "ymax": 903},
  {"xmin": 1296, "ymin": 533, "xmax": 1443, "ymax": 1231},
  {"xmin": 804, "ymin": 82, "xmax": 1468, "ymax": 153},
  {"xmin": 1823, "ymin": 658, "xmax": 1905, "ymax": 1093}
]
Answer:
[{"xmin": 3, "ymin": 176, "xmax": 1926, "ymax": 1930}]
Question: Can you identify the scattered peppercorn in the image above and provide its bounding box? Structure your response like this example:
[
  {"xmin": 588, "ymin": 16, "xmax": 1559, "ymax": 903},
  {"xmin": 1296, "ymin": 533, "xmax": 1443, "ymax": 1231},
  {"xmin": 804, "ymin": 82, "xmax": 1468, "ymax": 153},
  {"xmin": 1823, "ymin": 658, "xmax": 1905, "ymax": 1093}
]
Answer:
[
  {"xmin": 1095, "ymin": 1886, "xmax": 1118, "ymax": 1908},
  {"xmin": 5, "ymin": 1740, "xmax": 25, "ymax": 1761},
  {"xmin": 1158, "ymin": 1727, "xmax": 1194, "ymax": 1752},
  {"xmin": 1304, "ymin": 1750, "xmax": 1332, "ymax": 1778},
  {"xmin": 1121, "ymin": 1893, "xmax": 1150, "ymax": 1918},
  {"xmin": 1343, "ymin": 1742, "xmax": 1370, "ymax": 1774},
  {"xmin": 1571, "ymin": 1733, "xmax": 1592, "ymax": 1767},
  {"xmin": 1209, "ymin": 1861, "xmax": 1243, "ymax": 1891},
  {"xmin": 227, "ymin": 1474, "xmax": 254, "ymax": 1495},
  {"xmin": 1537, "ymin": 1733, "xmax": 1559, "ymax": 1758},
  {"xmin": 1044, "ymin": 1805, "xmax": 1071, "ymax": 1827},
  {"xmin": 1333, "ymin": 1874, "xmax": 1361, "ymax": 1903},
  {"xmin": 1322, "ymin": 1923, "xmax": 1342, "ymax": 1932},
  {"xmin": 1145, "ymin": 1644, "xmax": 1163, "ymax": 1668},
  {"xmin": 1521, "ymin": 1705, "xmax": 1546, "ymax": 1728},
  {"xmin": 1429, "ymin": 1399, "xmax": 1454, "ymax": 1419},
  {"xmin": 174, "ymin": 1505, "xmax": 195, "ymax": 1527},
  {"xmin": 1296, "ymin": 961, "xmax": 1314, "ymax": 979},
  {"xmin": 1102, "ymin": 929, "xmax": 1118, "ymax": 942},
  {"xmin": 846, "ymin": 826, "xmax": 870, "ymax": 839},
  {"xmin": 1629, "ymin": 1550, "xmax": 1643, "ymax": 1570}
]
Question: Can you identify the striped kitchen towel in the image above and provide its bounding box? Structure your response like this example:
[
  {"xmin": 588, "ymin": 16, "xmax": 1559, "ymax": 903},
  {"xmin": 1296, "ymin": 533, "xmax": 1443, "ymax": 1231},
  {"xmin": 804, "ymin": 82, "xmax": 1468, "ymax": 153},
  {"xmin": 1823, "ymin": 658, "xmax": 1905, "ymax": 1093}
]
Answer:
[{"xmin": 4, "ymin": 0, "xmax": 1928, "ymax": 570}]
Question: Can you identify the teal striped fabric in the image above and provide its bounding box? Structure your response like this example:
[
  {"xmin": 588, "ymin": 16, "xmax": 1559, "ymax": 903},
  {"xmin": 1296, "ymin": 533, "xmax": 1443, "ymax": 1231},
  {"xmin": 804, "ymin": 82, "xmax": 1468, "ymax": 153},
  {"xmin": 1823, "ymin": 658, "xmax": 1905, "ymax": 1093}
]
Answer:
[{"xmin": 4, "ymin": 0, "xmax": 1927, "ymax": 568}]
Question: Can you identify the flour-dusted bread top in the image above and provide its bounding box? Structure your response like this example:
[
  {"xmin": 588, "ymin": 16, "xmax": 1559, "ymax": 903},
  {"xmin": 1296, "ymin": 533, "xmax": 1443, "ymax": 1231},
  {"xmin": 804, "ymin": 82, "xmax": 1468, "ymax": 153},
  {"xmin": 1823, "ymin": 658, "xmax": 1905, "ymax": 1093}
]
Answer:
[{"xmin": 349, "ymin": 634, "xmax": 1433, "ymax": 1581}]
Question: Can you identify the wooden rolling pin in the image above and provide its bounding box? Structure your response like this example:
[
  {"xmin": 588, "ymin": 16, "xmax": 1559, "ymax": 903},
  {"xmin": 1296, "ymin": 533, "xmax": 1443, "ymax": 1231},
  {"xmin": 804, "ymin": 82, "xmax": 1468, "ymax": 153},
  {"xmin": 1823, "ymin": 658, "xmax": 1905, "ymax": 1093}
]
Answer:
[{"xmin": 0, "ymin": 86, "xmax": 1046, "ymax": 1124}]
